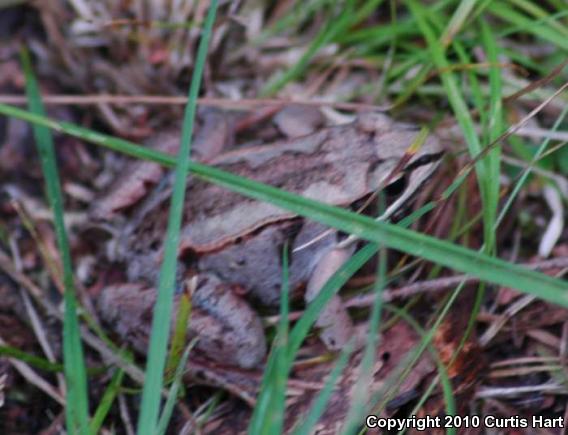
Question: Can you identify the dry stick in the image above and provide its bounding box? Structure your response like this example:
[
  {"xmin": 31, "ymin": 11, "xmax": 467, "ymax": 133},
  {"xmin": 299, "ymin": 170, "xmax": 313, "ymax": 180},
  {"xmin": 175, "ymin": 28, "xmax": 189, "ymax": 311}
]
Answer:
[
  {"xmin": 489, "ymin": 364, "xmax": 563, "ymax": 379},
  {"xmin": 0, "ymin": 335, "xmax": 65, "ymax": 405},
  {"xmin": 0, "ymin": 95, "xmax": 387, "ymax": 111},
  {"xmin": 491, "ymin": 356, "xmax": 562, "ymax": 367},
  {"xmin": 502, "ymin": 154, "xmax": 568, "ymax": 192},
  {"xmin": 479, "ymin": 294, "xmax": 537, "ymax": 347},
  {"xmin": 480, "ymin": 260, "xmax": 568, "ymax": 347},
  {"xmin": 526, "ymin": 329, "xmax": 561, "ymax": 349},
  {"xmin": 0, "ymin": 60, "xmax": 564, "ymax": 110},
  {"xmin": 476, "ymin": 383, "xmax": 566, "ymax": 399},
  {"xmin": 502, "ymin": 59, "xmax": 568, "ymax": 106},
  {"xmin": 118, "ymin": 394, "xmax": 136, "ymax": 435},
  {"xmin": 8, "ymin": 235, "xmax": 63, "ymax": 387},
  {"xmin": 262, "ymin": 257, "xmax": 568, "ymax": 326},
  {"xmin": 20, "ymin": 291, "xmax": 66, "ymax": 387},
  {"xmin": 345, "ymin": 257, "xmax": 568, "ymax": 309},
  {"xmin": 516, "ymin": 127, "xmax": 568, "ymax": 142}
]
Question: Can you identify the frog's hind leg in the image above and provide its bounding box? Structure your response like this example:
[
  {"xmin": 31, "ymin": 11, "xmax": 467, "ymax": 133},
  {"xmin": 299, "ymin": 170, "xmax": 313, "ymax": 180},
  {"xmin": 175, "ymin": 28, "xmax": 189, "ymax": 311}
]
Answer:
[
  {"xmin": 97, "ymin": 274, "xmax": 266, "ymax": 370},
  {"xmin": 190, "ymin": 273, "xmax": 267, "ymax": 369}
]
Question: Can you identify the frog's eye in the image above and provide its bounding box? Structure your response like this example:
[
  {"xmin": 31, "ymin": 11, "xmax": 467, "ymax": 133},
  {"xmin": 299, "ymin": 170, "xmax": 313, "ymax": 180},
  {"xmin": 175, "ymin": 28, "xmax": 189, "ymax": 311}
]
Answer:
[{"xmin": 384, "ymin": 173, "xmax": 408, "ymax": 198}]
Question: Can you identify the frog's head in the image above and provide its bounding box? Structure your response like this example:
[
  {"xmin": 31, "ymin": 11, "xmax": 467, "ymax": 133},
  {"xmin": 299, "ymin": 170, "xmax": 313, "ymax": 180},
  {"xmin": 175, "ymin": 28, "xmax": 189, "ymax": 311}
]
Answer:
[{"xmin": 358, "ymin": 112, "xmax": 444, "ymax": 220}]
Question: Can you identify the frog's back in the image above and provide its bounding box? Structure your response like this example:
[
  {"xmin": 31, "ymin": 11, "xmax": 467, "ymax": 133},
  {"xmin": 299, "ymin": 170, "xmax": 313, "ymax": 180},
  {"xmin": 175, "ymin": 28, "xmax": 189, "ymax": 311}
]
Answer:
[
  {"xmin": 127, "ymin": 114, "xmax": 441, "ymax": 259},
  {"xmin": 180, "ymin": 122, "xmax": 382, "ymax": 253}
]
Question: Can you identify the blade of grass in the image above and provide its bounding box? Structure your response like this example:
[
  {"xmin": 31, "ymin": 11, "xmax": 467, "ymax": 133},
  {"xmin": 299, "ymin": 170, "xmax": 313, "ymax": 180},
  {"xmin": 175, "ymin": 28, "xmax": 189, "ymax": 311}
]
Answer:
[
  {"xmin": 156, "ymin": 340, "xmax": 196, "ymax": 435},
  {"xmin": 0, "ymin": 345, "xmax": 63, "ymax": 372},
  {"xmin": 288, "ymin": 243, "xmax": 378, "ymax": 364},
  {"xmin": 248, "ymin": 244, "xmax": 291, "ymax": 434},
  {"xmin": 383, "ymin": 306, "xmax": 455, "ymax": 435},
  {"xmin": 260, "ymin": 0, "xmax": 384, "ymax": 96},
  {"xmin": 408, "ymin": 0, "xmax": 503, "ymax": 269},
  {"xmin": 268, "ymin": 245, "xmax": 290, "ymax": 434},
  {"xmin": 488, "ymin": 2, "xmax": 568, "ymax": 51},
  {"xmin": 342, "ymin": 197, "xmax": 388, "ymax": 435},
  {"xmin": 259, "ymin": 1, "xmax": 354, "ymax": 97},
  {"xmin": 89, "ymin": 369, "xmax": 124, "ymax": 435},
  {"xmin": 165, "ymin": 292, "xmax": 191, "ymax": 383},
  {"xmin": 497, "ymin": 8, "xmax": 568, "ymax": 41},
  {"xmin": 20, "ymin": 48, "xmax": 90, "ymax": 433},
  {"xmin": 291, "ymin": 341, "xmax": 355, "ymax": 435},
  {"xmin": 338, "ymin": 0, "xmax": 449, "ymax": 48},
  {"xmin": 136, "ymin": 1, "xmax": 218, "ymax": 432},
  {"xmin": 496, "ymin": 105, "xmax": 568, "ymax": 228},
  {"xmin": 507, "ymin": 0, "xmax": 568, "ymax": 38},
  {"xmin": 510, "ymin": 0, "xmax": 568, "ymax": 37},
  {"xmin": 249, "ymin": 244, "xmax": 379, "ymax": 435},
  {"xmin": 480, "ymin": 18, "xmax": 503, "ymax": 254},
  {"xmin": 250, "ymin": 243, "xmax": 377, "ymax": 435},
  {"xmin": 255, "ymin": 0, "xmax": 335, "ymax": 43},
  {"xmin": 440, "ymin": 0, "xmax": 478, "ymax": 46},
  {"xmin": 0, "ymin": 106, "xmax": 566, "ymax": 306},
  {"xmin": 291, "ymin": 197, "xmax": 436, "ymax": 434},
  {"xmin": 369, "ymin": 281, "xmax": 465, "ymax": 418}
]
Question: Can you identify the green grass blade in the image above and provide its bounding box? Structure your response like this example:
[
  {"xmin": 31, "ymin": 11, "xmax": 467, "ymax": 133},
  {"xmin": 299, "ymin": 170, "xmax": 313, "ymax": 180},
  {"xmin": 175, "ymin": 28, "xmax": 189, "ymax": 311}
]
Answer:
[
  {"xmin": 186, "ymin": 166, "xmax": 568, "ymax": 303},
  {"xmin": 369, "ymin": 283, "xmax": 464, "ymax": 418},
  {"xmin": 342, "ymin": 196, "xmax": 390, "ymax": 435},
  {"xmin": 407, "ymin": 0, "xmax": 485, "ymax": 169},
  {"xmin": 89, "ymin": 369, "xmax": 124, "ymax": 435},
  {"xmin": 156, "ymin": 340, "xmax": 196, "ymax": 435},
  {"xmin": 440, "ymin": 0, "xmax": 478, "ymax": 45},
  {"xmin": 0, "ymin": 345, "xmax": 63, "ymax": 372},
  {"xmin": 252, "ymin": 244, "xmax": 377, "ymax": 434},
  {"xmin": 480, "ymin": 19, "xmax": 503, "ymax": 253},
  {"xmin": 249, "ymin": 244, "xmax": 291, "ymax": 434},
  {"xmin": 291, "ymin": 341, "xmax": 355, "ymax": 435},
  {"xmin": 497, "ymin": 105, "xmax": 568, "ymax": 228},
  {"xmin": 165, "ymin": 292, "xmax": 191, "ymax": 383},
  {"xmin": 289, "ymin": 243, "xmax": 378, "ymax": 364},
  {"xmin": 508, "ymin": 0, "xmax": 568, "ymax": 37},
  {"xmin": 136, "ymin": 2, "xmax": 218, "ymax": 432},
  {"xmin": 0, "ymin": 106, "xmax": 566, "ymax": 307},
  {"xmin": 255, "ymin": 0, "xmax": 334, "ymax": 43},
  {"xmin": 384, "ymin": 306, "xmax": 455, "ymax": 435},
  {"xmin": 260, "ymin": 0, "xmax": 384, "ymax": 96},
  {"xmin": 252, "ymin": 244, "xmax": 378, "ymax": 435},
  {"xmin": 267, "ymin": 245, "xmax": 291, "ymax": 434},
  {"xmin": 407, "ymin": 0, "xmax": 500, "ymax": 254},
  {"xmin": 488, "ymin": 2, "xmax": 568, "ymax": 50},
  {"xmin": 259, "ymin": 6, "xmax": 351, "ymax": 96},
  {"xmin": 20, "ymin": 49, "xmax": 90, "ymax": 433}
]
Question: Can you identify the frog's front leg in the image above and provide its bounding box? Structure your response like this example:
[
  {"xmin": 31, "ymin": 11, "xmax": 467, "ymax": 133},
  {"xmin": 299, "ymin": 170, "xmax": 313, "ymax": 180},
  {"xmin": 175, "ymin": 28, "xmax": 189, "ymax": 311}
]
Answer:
[
  {"xmin": 97, "ymin": 273, "xmax": 266, "ymax": 369},
  {"xmin": 304, "ymin": 245, "xmax": 360, "ymax": 350}
]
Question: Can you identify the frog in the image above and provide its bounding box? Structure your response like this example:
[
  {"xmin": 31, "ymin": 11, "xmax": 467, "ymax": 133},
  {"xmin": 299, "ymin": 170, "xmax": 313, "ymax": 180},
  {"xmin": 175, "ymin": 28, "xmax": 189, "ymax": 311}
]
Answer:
[{"xmin": 94, "ymin": 111, "xmax": 443, "ymax": 369}]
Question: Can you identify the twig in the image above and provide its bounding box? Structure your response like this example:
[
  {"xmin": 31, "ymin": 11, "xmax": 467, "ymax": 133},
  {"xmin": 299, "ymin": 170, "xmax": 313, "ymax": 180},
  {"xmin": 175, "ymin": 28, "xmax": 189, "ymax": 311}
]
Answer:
[
  {"xmin": 0, "ymin": 335, "xmax": 65, "ymax": 405},
  {"xmin": 476, "ymin": 383, "xmax": 567, "ymax": 398},
  {"xmin": 0, "ymin": 94, "xmax": 387, "ymax": 111},
  {"xmin": 118, "ymin": 394, "xmax": 136, "ymax": 435},
  {"xmin": 345, "ymin": 257, "xmax": 568, "ymax": 309}
]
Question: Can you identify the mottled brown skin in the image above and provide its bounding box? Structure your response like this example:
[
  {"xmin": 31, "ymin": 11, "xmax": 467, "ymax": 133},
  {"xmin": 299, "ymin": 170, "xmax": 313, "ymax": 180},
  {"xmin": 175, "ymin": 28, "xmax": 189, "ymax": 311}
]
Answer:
[{"xmin": 97, "ymin": 113, "xmax": 443, "ymax": 369}]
